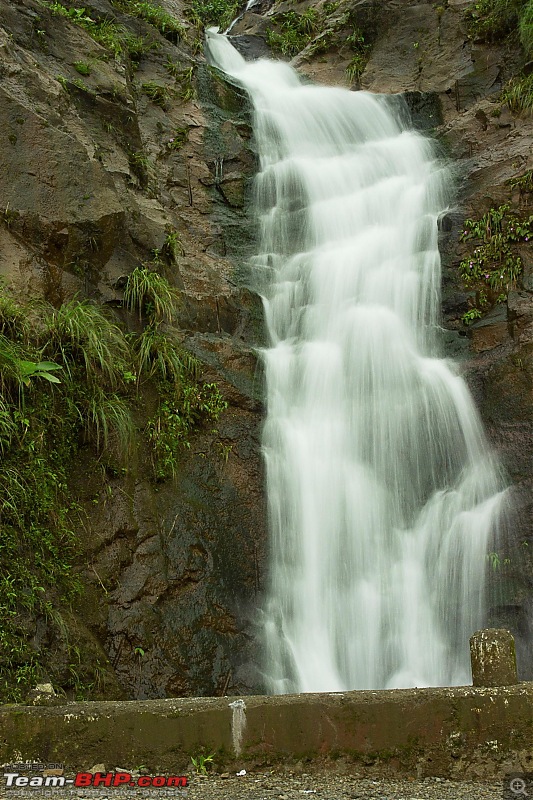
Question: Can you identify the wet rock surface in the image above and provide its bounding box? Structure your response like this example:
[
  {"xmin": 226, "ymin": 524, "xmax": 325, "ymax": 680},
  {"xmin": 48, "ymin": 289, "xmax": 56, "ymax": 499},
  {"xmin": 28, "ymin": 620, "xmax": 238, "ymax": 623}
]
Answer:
[{"xmin": 0, "ymin": 0, "xmax": 264, "ymax": 699}]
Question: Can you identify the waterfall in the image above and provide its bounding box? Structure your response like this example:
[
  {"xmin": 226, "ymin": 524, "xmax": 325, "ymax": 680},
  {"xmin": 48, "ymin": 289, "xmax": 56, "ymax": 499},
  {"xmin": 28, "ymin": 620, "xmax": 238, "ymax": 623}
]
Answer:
[{"xmin": 206, "ymin": 30, "xmax": 508, "ymax": 693}]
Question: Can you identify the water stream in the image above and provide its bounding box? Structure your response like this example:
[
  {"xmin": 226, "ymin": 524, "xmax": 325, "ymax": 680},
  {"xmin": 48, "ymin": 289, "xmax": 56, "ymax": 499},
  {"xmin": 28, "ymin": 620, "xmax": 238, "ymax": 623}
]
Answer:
[{"xmin": 206, "ymin": 31, "xmax": 508, "ymax": 693}]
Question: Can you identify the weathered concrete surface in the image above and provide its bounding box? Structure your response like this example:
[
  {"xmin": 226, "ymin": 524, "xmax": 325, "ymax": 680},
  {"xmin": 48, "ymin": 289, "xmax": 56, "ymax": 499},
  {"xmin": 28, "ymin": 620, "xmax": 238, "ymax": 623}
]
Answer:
[
  {"xmin": 1, "ymin": 684, "xmax": 533, "ymax": 778},
  {"xmin": 471, "ymin": 629, "xmax": 518, "ymax": 687}
]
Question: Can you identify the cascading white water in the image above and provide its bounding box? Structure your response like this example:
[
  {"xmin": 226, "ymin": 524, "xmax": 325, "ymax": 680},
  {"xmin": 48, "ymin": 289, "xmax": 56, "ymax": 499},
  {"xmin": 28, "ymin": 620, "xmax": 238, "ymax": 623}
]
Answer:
[{"xmin": 206, "ymin": 30, "xmax": 508, "ymax": 693}]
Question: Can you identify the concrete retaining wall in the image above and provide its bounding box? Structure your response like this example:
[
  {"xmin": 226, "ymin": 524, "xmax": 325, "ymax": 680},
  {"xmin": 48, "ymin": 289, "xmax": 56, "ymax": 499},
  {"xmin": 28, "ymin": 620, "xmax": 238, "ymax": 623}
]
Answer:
[{"xmin": 1, "ymin": 684, "xmax": 533, "ymax": 778}]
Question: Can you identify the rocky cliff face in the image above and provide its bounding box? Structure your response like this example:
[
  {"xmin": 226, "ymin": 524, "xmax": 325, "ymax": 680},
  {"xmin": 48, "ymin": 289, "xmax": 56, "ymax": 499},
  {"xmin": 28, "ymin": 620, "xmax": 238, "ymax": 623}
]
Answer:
[
  {"xmin": 1, "ymin": 0, "xmax": 532, "ymax": 699},
  {"xmin": 0, "ymin": 0, "xmax": 266, "ymax": 699}
]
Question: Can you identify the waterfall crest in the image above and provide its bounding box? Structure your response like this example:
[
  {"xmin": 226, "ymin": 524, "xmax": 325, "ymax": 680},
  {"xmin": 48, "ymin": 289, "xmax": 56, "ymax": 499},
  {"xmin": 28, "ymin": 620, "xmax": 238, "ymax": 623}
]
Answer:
[{"xmin": 206, "ymin": 30, "xmax": 508, "ymax": 693}]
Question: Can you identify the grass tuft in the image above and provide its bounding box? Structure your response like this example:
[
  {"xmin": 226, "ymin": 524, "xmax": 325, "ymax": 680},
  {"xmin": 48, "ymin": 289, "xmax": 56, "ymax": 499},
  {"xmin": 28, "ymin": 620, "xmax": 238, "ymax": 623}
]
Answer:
[
  {"xmin": 123, "ymin": 265, "xmax": 179, "ymax": 322},
  {"xmin": 44, "ymin": 299, "xmax": 130, "ymax": 388}
]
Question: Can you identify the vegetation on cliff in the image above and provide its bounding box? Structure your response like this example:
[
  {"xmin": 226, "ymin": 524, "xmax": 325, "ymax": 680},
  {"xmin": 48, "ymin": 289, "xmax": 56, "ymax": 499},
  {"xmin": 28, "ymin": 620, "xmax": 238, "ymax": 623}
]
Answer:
[
  {"xmin": 467, "ymin": 0, "xmax": 533, "ymax": 110},
  {"xmin": 0, "ymin": 273, "xmax": 226, "ymax": 702},
  {"xmin": 264, "ymin": 1, "xmax": 372, "ymax": 84},
  {"xmin": 460, "ymin": 204, "xmax": 533, "ymax": 322}
]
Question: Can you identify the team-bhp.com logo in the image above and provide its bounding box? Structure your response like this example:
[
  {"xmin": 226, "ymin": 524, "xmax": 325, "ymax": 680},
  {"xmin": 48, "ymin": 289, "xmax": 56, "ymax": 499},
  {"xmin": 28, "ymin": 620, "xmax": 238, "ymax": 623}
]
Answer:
[{"xmin": 2, "ymin": 763, "xmax": 187, "ymax": 789}]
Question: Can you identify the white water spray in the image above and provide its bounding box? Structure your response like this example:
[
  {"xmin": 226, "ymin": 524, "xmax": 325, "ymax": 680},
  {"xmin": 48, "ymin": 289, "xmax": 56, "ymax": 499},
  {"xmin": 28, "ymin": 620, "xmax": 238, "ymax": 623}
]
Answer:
[{"xmin": 206, "ymin": 31, "xmax": 508, "ymax": 693}]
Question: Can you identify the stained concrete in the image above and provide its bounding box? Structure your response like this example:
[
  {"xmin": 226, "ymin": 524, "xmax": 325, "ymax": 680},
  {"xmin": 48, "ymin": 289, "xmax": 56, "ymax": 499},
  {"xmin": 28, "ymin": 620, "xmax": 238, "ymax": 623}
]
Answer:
[{"xmin": 1, "ymin": 684, "xmax": 533, "ymax": 778}]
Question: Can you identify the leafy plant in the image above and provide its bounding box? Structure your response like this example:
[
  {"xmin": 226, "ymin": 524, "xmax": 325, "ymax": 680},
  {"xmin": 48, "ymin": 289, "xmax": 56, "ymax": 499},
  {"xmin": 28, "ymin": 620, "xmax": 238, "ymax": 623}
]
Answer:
[
  {"xmin": 40, "ymin": 1, "xmax": 146, "ymax": 59},
  {"xmin": 166, "ymin": 127, "xmax": 189, "ymax": 151},
  {"xmin": 459, "ymin": 204, "xmax": 533, "ymax": 321},
  {"xmin": 502, "ymin": 72, "xmax": 533, "ymax": 113},
  {"xmin": 162, "ymin": 227, "xmax": 184, "ymax": 260},
  {"xmin": 148, "ymin": 382, "xmax": 227, "ymax": 479},
  {"xmin": 56, "ymin": 74, "xmax": 69, "ymax": 90},
  {"xmin": 345, "ymin": 53, "xmax": 367, "ymax": 83},
  {"xmin": 509, "ymin": 168, "xmax": 533, "ymax": 192},
  {"xmin": 127, "ymin": 150, "xmax": 152, "ymax": 186},
  {"xmin": 191, "ymin": 753, "xmax": 215, "ymax": 776}
]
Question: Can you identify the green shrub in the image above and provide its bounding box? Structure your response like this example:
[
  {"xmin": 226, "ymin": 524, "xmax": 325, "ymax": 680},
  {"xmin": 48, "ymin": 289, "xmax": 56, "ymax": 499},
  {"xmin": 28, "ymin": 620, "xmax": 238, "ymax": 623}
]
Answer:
[
  {"xmin": 519, "ymin": 0, "xmax": 533, "ymax": 54},
  {"xmin": 74, "ymin": 61, "xmax": 91, "ymax": 75},
  {"xmin": 266, "ymin": 9, "xmax": 320, "ymax": 57},
  {"xmin": 509, "ymin": 168, "xmax": 533, "ymax": 192},
  {"xmin": 185, "ymin": 0, "xmax": 240, "ymax": 29},
  {"xmin": 465, "ymin": 0, "xmax": 525, "ymax": 42},
  {"xmin": 148, "ymin": 381, "xmax": 227, "ymax": 479}
]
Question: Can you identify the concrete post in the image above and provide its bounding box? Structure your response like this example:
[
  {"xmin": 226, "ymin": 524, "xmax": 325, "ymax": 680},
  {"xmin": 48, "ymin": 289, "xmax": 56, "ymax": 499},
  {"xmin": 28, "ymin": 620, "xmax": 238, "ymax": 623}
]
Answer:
[{"xmin": 470, "ymin": 628, "xmax": 518, "ymax": 687}]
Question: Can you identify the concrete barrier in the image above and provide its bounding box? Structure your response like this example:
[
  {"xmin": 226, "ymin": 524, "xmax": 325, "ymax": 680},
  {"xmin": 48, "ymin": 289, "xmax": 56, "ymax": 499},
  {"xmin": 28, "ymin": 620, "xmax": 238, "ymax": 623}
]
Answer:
[{"xmin": 1, "ymin": 683, "xmax": 533, "ymax": 778}]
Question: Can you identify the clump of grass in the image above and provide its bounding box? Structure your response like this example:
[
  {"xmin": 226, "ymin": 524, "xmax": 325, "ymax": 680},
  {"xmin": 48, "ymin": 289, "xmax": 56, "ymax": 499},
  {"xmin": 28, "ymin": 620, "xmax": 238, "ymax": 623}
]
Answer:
[
  {"xmin": 161, "ymin": 226, "xmax": 184, "ymax": 259},
  {"xmin": 135, "ymin": 324, "xmax": 198, "ymax": 384},
  {"xmin": 502, "ymin": 72, "xmax": 533, "ymax": 113},
  {"xmin": 44, "ymin": 299, "xmax": 130, "ymax": 388},
  {"xmin": 0, "ymin": 291, "xmax": 30, "ymax": 341},
  {"xmin": 166, "ymin": 57, "xmax": 184, "ymax": 79},
  {"xmin": 123, "ymin": 265, "xmax": 179, "ymax": 322},
  {"xmin": 266, "ymin": 9, "xmax": 320, "ymax": 57},
  {"xmin": 141, "ymin": 80, "xmax": 170, "ymax": 108},
  {"xmin": 127, "ymin": 150, "xmax": 151, "ymax": 186},
  {"xmin": 177, "ymin": 66, "xmax": 196, "ymax": 102},
  {"xmin": 84, "ymin": 385, "xmax": 134, "ymax": 453},
  {"xmin": 123, "ymin": 32, "xmax": 155, "ymax": 64}
]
